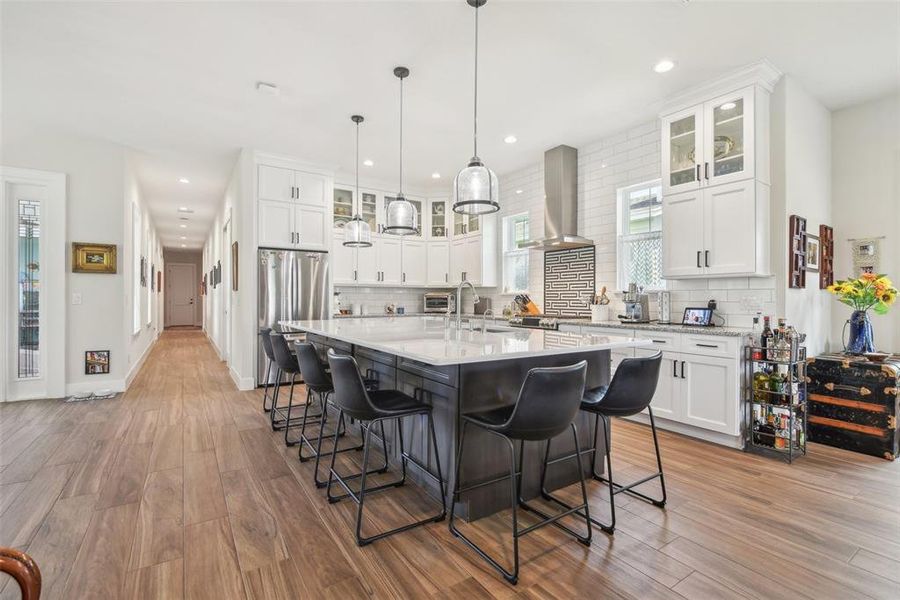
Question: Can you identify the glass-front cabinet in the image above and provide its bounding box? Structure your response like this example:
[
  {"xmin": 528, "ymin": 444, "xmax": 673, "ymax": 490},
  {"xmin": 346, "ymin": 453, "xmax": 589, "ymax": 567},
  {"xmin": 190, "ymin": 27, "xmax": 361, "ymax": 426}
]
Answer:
[
  {"xmin": 360, "ymin": 191, "xmax": 378, "ymax": 232},
  {"xmin": 332, "ymin": 187, "xmax": 354, "ymax": 229},
  {"xmin": 662, "ymin": 86, "xmax": 756, "ymax": 194},
  {"xmin": 428, "ymin": 199, "xmax": 449, "ymax": 239},
  {"xmin": 451, "ymin": 209, "xmax": 480, "ymax": 237},
  {"xmin": 662, "ymin": 106, "xmax": 703, "ymax": 195},
  {"xmin": 704, "ymin": 87, "xmax": 754, "ymax": 187}
]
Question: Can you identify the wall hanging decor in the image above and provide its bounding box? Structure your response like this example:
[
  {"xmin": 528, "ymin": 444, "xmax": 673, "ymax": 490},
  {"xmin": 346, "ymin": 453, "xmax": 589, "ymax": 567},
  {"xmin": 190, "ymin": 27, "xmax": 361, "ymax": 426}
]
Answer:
[
  {"xmin": 788, "ymin": 214, "xmax": 807, "ymax": 289},
  {"xmin": 805, "ymin": 234, "xmax": 820, "ymax": 273},
  {"xmin": 72, "ymin": 243, "xmax": 117, "ymax": 274},
  {"xmin": 140, "ymin": 256, "xmax": 147, "ymax": 287},
  {"xmin": 150, "ymin": 264, "xmax": 156, "ymax": 291},
  {"xmin": 84, "ymin": 350, "xmax": 110, "ymax": 375},
  {"xmin": 157, "ymin": 270, "xmax": 162, "ymax": 294},
  {"xmin": 819, "ymin": 224, "xmax": 834, "ymax": 289},
  {"xmin": 850, "ymin": 236, "xmax": 883, "ymax": 275},
  {"xmin": 231, "ymin": 242, "xmax": 239, "ymax": 291}
]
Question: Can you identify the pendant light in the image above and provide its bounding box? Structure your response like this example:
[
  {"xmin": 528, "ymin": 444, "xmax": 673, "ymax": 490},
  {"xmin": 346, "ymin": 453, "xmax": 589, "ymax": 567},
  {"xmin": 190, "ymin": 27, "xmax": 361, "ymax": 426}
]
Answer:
[
  {"xmin": 383, "ymin": 66, "xmax": 418, "ymax": 236},
  {"xmin": 343, "ymin": 115, "xmax": 373, "ymax": 247},
  {"xmin": 453, "ymin": 0, "xmax": 499, "ymax": 215}
]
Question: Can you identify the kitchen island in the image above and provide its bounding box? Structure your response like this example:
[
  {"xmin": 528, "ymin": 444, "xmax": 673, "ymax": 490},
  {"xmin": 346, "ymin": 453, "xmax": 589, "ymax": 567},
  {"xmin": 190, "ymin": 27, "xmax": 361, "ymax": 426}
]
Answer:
[{"xmin": 281, "ymin": 316, "xmax": 651, "ymax": 519}]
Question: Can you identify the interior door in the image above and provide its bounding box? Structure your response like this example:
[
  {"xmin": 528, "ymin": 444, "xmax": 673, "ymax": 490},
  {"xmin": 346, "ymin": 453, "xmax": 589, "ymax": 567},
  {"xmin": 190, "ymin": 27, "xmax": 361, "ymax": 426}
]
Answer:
[
  {"xmin": 661, "ymin": 189, "xmax": 704, "ymax": 278},
  {"xmin": 167, "ymin": 263, "xmax": 197, "ymax": 326},
  {"xmin": 703, "ymin": 180, "xmax": 756, "ymax": 275}
]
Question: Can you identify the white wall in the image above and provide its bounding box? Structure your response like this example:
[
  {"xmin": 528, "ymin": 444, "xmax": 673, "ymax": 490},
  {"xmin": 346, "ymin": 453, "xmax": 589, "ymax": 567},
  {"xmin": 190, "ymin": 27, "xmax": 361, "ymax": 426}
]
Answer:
[
  {"xmin": 163, "ymin": 249, "xmax": 203, "ymax": 326},
  {"xmin": 0, "ymin": 121, "xmax": 162, "ymax": 395},
  {"xmin": 771, "ymin": 76, "xmax": 833, "ymax": 355},
  {"xmin": 830, "ymin": 93, "xmax": 900, "ymax": 352}
]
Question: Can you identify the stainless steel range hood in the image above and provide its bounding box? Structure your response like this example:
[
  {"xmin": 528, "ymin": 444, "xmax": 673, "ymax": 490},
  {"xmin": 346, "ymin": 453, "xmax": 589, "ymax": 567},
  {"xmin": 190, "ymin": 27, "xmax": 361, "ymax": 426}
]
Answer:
[{"xmin": 519, "ymin": 145, "xmax": 595, "ymax": 251}]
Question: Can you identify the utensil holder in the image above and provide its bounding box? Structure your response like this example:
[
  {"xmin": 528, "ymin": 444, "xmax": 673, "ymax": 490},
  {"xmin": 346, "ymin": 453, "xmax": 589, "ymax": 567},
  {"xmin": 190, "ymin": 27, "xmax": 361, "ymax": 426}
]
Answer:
[{"xmin": 591, "ymin": 305, "xmax": 608, "ymax": 323}]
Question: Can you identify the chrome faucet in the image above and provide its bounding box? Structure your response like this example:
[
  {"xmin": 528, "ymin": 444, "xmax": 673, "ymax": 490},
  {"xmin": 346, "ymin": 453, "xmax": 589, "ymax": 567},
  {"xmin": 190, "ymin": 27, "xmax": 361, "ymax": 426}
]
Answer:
[
  {"xmin": 481, "ymin": 308, "xmax": 495, "ymax": 334},
  {"xmin": 456, "ymin": 280, "xmax": 480, "ymax": 330}
]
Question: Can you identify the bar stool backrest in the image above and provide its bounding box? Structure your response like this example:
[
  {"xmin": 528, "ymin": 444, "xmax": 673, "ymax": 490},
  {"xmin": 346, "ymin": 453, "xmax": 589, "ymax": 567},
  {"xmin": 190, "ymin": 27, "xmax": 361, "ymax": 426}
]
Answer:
[
  {"xmin": 600, "ymin": 351, "xmax": 663, "ymax": 416},
  {"xmin": 327, "ymin": 350, "xmax": 378, "ymax": 421},
  {"xmin": 270, "ymin": 332, "xmax": 300, "ymax": 374},
  {"xmin": 260, "ymin": 328, "xmax": 276, "ymax": 362},
  {"xmin": 294, "ymin": 342, "xmax": 331, "ymax": 392},
  {"xmin": 502, "ymin": 361, "xmax": 588, "ymax": 441}
]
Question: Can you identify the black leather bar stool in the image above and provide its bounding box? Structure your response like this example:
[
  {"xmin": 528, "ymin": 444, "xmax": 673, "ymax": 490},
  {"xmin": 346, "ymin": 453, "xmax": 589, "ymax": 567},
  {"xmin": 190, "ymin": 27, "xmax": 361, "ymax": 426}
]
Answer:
[
  {"xmin": 259, "ymin": 328, "xmax": 278, "ymax": 413},
  {"xmin": 449, "ymin": 361, "xmax": 591, "ymax": 585},
  {"xmin": 326, "ymin": 349, "xmax": 446, "ymax": 546},
  {"xmin": 540, "ymin": 351, "xmax": 665, "ymax": 534},
  {"xmin": 269, "ymin": 332, "xmax": 322, "ymax": 443},
  {"xmin": 294, "ymin": 342, "xmax": 385, "ymax": 488}
]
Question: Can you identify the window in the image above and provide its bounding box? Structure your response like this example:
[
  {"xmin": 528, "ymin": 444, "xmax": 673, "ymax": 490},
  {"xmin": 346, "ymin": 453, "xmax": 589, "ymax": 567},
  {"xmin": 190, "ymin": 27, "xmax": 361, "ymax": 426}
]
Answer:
[
  {"xmin": 17, "ymin": 197, "xmax": 40, "ymax": 378},
  {"xmin": 617, "ymin": 180, "xmax": 664, "ymax": 291},
  {"xmin": 132, "ymin": 202, "xmax": 142, "ymax": 334},
  {"xmin": 502, "ymin": 212, "xmax": 530, "ymax": 294}
]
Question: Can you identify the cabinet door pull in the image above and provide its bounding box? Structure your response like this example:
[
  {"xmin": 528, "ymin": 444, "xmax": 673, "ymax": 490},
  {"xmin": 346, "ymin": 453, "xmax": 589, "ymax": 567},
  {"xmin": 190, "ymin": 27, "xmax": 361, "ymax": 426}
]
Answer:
[
  {"xmin": 680, "ymin": 361, "xmax": 686, "ymax": 378},
  {"xmin": 673, "ymin": 360, "xmax": 678, "ymax": 377},
  {"xmin": 402, "ymin": 272, "xmax": 406, "ymax": 283},
  {"xmin": 704, "ymin": 162, "xmax": 709, "ymax": 180},
  {"xmin": 704, "ymin": 250, "xmax": 710, "ymax": 268},
  {"xmin": 695, "ymin": 343, "xmax": 719, "ymax": 349},
  {"xmin": 651, "ymin": 339, "xmax": 667, "ymax": 344},
  {"xmin": 445, "ymin": 273, "xmax": 448, "ymax": 283},
  {"xmin": 697, "ymin": 251, "xmax": 701, "ymax": 268},
  {"xmin": 695, "ymin": 164, "xmax": 701, "ymax": 182}
]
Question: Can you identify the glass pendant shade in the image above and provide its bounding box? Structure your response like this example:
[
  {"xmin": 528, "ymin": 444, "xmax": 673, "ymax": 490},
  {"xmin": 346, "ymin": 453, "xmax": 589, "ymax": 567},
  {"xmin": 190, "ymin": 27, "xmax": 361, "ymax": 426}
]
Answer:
[
  {"xmin": 383, "ymin": 194, "xmax": 418, "ymax": 235},
  {"xmin": 453, "ymin": 157, "xmax": 499, "ymax": 215},
  {"xmin": 343, "ymin": 214, "xmax": 372, "ymax": 247}
]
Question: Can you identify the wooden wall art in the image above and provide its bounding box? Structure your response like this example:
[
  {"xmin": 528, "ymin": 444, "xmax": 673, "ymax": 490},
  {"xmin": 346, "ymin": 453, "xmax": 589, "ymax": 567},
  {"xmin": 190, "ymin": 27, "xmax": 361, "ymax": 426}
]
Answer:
[
  {"xmin": 788, "ymin": 214, "xmax": 807, "ymax": 289},
  {"xmin": 819, "ymin": 224, "xmax": 834, "ymax": 289}
]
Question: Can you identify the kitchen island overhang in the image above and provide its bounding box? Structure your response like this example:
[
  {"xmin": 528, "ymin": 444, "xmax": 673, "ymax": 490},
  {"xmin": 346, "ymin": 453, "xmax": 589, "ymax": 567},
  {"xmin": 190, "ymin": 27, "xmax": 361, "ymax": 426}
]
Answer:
[{"xmin": 281, "ymin": 317, "xmax": 653, "ymax": 520}]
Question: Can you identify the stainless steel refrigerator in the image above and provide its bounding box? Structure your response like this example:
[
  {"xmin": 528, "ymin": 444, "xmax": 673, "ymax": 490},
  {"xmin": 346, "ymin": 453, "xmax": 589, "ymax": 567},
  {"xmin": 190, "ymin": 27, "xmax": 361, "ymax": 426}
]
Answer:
[{"xmin": 257, "ymin": 248, "xmax": 330, "ymax": 385}]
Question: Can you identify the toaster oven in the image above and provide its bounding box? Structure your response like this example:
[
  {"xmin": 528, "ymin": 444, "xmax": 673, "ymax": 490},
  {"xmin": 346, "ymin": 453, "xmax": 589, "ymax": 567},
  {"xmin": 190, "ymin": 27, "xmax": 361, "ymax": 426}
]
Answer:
[{"xmin": 424, "ymin": 292, "xmax": 455, "ymax": 314}]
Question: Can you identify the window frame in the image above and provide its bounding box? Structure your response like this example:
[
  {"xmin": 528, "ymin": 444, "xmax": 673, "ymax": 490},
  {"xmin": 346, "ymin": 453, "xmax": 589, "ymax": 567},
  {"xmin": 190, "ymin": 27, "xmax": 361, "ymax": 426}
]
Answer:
[
  {"xmin": 616, "ymin": 179, "xmax": 665, "ymax": 292},
  {"xmin": 501, "ymin": 211, "xmax": 530, "ymax": 295}
]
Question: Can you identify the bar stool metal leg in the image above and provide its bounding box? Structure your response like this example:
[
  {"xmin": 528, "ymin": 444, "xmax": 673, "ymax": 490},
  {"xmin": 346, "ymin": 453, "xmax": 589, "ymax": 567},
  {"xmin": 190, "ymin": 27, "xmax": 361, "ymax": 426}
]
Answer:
[
  {"xmin": 261, "ymin": 360, "xmax": 273, "ymax": 413},
  {"xmin": 592, "ymin": 409, "xmax": 667, "ymax": 508}
]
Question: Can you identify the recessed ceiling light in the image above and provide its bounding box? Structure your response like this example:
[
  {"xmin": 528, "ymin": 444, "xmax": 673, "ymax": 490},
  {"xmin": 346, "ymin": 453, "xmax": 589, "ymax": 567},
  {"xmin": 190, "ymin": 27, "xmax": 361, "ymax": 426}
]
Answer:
[
  {"xmin": 177, "ymin": 206, "xmax": 195, "ymax": 214},
  {"xmin": 504, "ymin": 135, "xmax": 517, "ymax": 144},
  {"xmin": 720, "ymin": 101, "xmax": 736, "ymax": 110},
  {"xmin": 180, "ymin": 236, "xmax": 186, "ymax": 240},
  {"xmin": 515, "ymin": 189, "xmax": 523, "ymax": 194},
  {"xmin": 653, "ymin": 59, "xmax": 675, "ymax": 73},
  {"xmin": 431, "ymin": 172, "xmax": 441, "ymax": 179},
  {"xmin": 363, "ymin": 159, "xmax": 374, "ymax": 167},
  {"xmin": 601, "ymin": 163, "xmax": 607, "ymax": 168},
  {"xmin": 179, "ymin": 224, "xmax": 187, "ymax": 228},
  {"xmin": 178, "ymin": 178, "xmax": 190, "ymax": 184},
  {"xmin": 180, "ymin": 244, "xmax": 186, "ymax": 248},
  {"xmin": 256, "ymin": 81, "xmax": 280, "ymax": 96}
]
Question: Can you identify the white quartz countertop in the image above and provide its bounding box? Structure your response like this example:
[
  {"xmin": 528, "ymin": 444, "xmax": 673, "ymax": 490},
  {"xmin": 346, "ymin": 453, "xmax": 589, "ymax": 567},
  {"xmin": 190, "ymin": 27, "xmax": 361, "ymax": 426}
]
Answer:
[{"xmin": 281, "ymin": 317, "xmax": 652, "ymax": 366}]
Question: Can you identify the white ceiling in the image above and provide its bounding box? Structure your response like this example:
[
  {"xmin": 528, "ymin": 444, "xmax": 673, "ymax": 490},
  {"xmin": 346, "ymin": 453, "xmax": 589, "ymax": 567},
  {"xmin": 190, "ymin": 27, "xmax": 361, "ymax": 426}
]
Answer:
[{"xmin": 3, "ymin": 1, "xmax": 898, "ymax": 249}]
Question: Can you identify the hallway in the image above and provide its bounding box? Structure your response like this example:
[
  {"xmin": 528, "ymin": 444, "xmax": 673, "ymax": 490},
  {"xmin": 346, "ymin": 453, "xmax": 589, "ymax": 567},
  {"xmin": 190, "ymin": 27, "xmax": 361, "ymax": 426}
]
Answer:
[{"xmin": 1, "ymin": 331, "xmax": 899, "ymax": 599}]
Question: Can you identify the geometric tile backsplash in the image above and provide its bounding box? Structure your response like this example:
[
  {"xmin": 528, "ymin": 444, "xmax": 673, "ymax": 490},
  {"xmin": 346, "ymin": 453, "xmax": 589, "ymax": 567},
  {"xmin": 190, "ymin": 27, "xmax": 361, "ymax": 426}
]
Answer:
[{"xmin": 544, "ymin": 246, "xmax": 595, "ymax": 316}]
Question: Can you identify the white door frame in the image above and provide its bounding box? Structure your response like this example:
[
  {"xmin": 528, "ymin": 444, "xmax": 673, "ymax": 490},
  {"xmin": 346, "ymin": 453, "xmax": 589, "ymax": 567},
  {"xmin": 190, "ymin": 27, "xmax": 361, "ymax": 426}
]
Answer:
[
  {"xmin": 165, "ymin": 262, "xmax": 197, "ymax": 327},
  {"xmin": 1, "ymin": 166, "xmax": 66, "ymax": 401},
  {"xmin": 222, "ymin": 214, "xmax": 232, "ymax": 363}
]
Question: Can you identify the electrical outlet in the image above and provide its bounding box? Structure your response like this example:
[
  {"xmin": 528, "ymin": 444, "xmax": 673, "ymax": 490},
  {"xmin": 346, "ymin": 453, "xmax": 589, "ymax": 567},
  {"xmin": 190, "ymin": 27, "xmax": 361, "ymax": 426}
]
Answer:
[
  {"xmin": 707, "ymin": 299, "xmax": 717, "ymax": 311},
  {"xmin": 71, "ymin": 293, "xmax": 82, "ymax": 305}
]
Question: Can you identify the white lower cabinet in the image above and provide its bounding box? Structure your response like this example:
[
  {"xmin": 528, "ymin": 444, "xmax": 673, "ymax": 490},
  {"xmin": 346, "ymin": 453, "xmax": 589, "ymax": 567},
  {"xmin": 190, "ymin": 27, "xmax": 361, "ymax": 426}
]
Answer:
[
  {"xmin": 679, "ymin": 353, "xmax": 739, "ymax": 435},
  {"xmin": 426, "ymin": 242, "xmax": 450, "ymax": 286},
  {"xmin": 401, "ymin": 240, "xmax": 427, "ymax": 286},
  {"xmin": 636, "ymin": 348, "xmax": 680, "ymax": 421},
  {"xmin": 449, "ymin": 238, "xmax": 466, "ymax": 285}
]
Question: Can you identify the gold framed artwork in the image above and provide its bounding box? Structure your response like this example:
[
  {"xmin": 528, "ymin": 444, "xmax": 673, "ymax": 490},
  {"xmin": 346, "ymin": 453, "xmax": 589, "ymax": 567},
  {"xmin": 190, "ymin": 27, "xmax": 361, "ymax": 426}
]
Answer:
[{"xmin": 72, "ymin": 243, "xmax": 117, "ymax": 274}]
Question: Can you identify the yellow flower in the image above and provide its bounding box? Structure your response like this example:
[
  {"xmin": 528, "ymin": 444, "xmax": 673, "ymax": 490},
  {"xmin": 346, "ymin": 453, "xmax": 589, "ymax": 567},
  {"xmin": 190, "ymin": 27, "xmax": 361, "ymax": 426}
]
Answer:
[{"xmin": 880, "ymin": 290, "xmax": 896, "ymax": 305}]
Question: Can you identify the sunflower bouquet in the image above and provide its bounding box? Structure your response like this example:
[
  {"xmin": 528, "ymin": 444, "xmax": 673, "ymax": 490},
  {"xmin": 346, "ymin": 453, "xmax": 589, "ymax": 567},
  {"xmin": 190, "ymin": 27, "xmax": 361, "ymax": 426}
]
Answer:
[{"xmin": 827, "ymin": 273, "xmax": 897, "ymax": 314}]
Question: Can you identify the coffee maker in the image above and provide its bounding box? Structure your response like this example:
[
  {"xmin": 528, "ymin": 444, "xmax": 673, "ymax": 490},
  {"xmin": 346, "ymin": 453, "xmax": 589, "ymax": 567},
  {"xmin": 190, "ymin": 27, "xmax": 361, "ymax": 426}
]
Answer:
[{"xmin": 619, "ymin": 283, "xmax": 651, "ymax": 323}]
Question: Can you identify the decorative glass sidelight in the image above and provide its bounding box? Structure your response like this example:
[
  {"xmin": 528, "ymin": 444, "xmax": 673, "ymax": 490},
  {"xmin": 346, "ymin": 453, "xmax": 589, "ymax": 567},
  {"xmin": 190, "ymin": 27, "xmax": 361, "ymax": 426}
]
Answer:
[{"xmin": 17, "ymin": 198, "xmax": 40, "ymax": 378}]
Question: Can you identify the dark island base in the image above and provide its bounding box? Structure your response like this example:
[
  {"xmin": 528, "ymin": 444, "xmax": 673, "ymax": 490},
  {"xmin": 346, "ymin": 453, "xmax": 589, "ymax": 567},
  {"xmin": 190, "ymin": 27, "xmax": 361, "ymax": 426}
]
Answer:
[{"xmin": 308, "ymin": 333, "xmax": 610, "ymax": 520}]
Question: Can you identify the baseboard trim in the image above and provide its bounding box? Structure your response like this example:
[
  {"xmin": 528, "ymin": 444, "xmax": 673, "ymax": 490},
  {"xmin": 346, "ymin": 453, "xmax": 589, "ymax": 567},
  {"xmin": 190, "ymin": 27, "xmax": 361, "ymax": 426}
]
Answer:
[
  {"xmin": 229, "ymin": 366, "xmax": 255, "ymax": 391},
  {"xmin": 125, "ymin": 335, "xmax": 158, "ymax": 389},
  {"xmin": 65, "ymin": 378, "xmax": 127, "ymax": 397},
  {"xmin": 622, "ymin": 413, "xmax": 743, "ymax": 449}
]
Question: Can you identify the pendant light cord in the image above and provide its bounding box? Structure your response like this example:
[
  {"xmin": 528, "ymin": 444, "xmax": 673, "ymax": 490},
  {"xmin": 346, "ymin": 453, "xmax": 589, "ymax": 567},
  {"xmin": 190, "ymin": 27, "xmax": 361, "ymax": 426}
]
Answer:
[
  {"xmin": 473, "ymin": 3, "xmax": 479, "ymax": 158},
  {"xmin": 355, "ymin": 120, "xmax": 360, "ymax": 216},
  {"xmin": 399, "ymin": 76, "xmax": 404, "ymax": 196}
]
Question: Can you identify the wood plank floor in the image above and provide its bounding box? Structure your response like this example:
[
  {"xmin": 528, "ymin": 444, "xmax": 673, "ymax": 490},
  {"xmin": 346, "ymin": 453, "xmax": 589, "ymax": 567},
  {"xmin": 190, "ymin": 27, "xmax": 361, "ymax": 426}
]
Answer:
[{"xmin": 0, "ymin": 330, "xmax": 898, "ymax": 599}]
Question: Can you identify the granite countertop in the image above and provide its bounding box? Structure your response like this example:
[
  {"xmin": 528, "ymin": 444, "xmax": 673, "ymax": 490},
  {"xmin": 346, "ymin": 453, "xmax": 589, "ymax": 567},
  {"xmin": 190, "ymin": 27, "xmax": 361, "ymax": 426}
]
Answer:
[
  {"xmin": 281, "ymin": 317, "xmax": 651, "ymax": 366},
  {"xmin": 332, "ymin": 312, "xmax": 750, "ymax": 338}
]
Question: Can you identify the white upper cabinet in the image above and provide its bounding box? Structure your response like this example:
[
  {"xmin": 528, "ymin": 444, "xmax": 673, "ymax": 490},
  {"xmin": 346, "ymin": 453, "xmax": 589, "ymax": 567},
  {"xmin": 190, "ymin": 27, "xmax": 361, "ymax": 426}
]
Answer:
[
  {"xmin": 332, "ymin": 237, "xmax": 358, "ymax": 285},
  {"xmin": 401, "ymin": 240, "xmax": 427, "ymax": 286},
  {"xmin": 662, "ymin": 105, "xmax": 704, "ymax": 195},
  {"xmin": 258, "ymin": 163, "xmax": 331, "ymax": 251},
  {"xmin": 660, "ymin": 63, "xmax": 780, "ymax": 279},
  {"xmin": 377, "ymin": 237, "xmax": 403, "ymax": 285},
  {"xmin": 355, "ymin": 243, "xmax": 379, "ymax": 285},
  {"xmin": 427, "ymin": 241, "xmax": 450, "ymax": 286}
]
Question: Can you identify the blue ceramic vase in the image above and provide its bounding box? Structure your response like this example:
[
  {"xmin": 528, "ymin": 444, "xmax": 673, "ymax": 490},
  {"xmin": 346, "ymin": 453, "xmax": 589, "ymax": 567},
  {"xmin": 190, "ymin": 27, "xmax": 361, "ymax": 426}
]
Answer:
[{"xmin": 846, "ymin": 310, "xmax": 875, "ymax": 354}]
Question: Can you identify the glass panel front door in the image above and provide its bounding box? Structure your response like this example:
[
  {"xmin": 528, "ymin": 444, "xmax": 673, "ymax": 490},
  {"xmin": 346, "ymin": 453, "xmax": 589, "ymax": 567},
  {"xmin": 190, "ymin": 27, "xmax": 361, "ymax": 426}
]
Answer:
[{"xmin": 17, "ymin": 196, "xmax": 40, "ymax": 378}]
